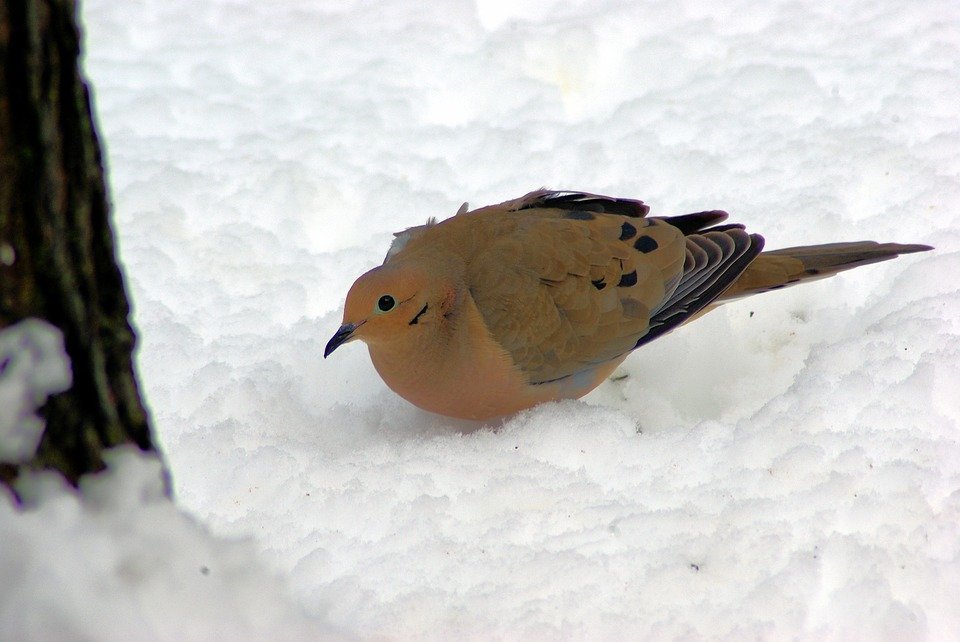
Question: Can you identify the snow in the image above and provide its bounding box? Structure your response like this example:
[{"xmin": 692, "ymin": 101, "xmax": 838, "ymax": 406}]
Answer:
[
  {"xmin": 2, "ymin": 448, "xmax": 340, "ymax": 640},
  {"xmin": 0, "ymin": 320, "xmax": 71, "ymax": 462},
  {"xmin": 3, "ymin": 0, "xmax": 960, "ymax": 638}
]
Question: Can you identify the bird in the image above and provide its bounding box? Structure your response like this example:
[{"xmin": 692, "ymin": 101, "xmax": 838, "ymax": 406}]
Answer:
[{"xmin": 324, "ymin": 189, "xmax": 931, "ymax": 420}]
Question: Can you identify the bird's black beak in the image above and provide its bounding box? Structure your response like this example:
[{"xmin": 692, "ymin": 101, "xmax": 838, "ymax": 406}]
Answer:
[{"xmin": 324, "ymin": 323, "xmax": 359, "ymax": 358}]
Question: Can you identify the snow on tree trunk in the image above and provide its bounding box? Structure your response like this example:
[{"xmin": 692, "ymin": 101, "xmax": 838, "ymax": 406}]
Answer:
[{"xmin": 0, "ymin": 0, "xmax": 160, "ymax": 491}]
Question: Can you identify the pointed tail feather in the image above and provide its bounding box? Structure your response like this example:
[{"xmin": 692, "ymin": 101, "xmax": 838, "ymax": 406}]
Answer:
[{"xmin": 719, "ymin": 241, "xmax": 932, "ymax": 301}]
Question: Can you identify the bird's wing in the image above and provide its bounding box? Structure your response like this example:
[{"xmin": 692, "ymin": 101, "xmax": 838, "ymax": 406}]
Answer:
[{"xmin": 460, "ymin": 191, "xmax": 758, "ymax": 384}]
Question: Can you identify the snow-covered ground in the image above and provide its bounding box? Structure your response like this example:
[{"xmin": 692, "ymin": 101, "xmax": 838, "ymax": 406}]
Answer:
[{"xmin": 3, "ymin": 0, "xmax": 960, "ymax": 638}]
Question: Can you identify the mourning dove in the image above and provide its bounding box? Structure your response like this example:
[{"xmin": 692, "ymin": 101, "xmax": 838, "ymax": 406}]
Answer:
[{"xmin": 325, "ymin": 190, "xmax": 931, "ymax": 420}]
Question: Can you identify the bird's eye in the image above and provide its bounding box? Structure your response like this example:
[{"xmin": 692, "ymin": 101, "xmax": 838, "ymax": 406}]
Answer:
[{"xmin": 376, "ymin": 295, "xmax": 396, "ymax": 313}]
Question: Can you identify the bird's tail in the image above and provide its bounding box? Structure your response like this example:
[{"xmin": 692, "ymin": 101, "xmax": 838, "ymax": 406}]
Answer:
[{"xmin": 718, "ymin": 241, "xmax": 932, "ymax": 302}]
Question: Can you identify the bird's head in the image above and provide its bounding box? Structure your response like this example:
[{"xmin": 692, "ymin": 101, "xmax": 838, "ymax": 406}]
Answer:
[{"xmin": 324, "ymin": 262, "xmax": 457, "ymax": 357}]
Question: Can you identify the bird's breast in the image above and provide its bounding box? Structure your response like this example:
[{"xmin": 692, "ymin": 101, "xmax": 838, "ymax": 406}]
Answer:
[{"xmin": 365, "ymin": 296, "xmax": 552, "ymax": 420}]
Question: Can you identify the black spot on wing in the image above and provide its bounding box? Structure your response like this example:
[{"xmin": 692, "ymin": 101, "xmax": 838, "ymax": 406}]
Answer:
[
  {"xmin": 620, "ymin": 222, "xmax": 637, "ymax": 241},
  {"xmin": 591, "ymin": 278, "xmax": 606, "ymax": 290},
  {"xmin": 634, "ymin": 235, "xmax": 658, "ymax": 253},
  {"xmin": 618, "ymin": 270, "xmax": 638, "ymax": 287}
]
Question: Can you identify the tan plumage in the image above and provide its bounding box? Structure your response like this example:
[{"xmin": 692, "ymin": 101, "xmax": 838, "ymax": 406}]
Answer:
[{"xmin": 325, "ymin": 190, "xmax": 932, "ymax": 420}]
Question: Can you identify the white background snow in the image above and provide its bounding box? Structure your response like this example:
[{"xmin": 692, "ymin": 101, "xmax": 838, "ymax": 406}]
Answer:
[{"xmin": 3, "ymin": 0, "xmax": 960, "ymax": 639}]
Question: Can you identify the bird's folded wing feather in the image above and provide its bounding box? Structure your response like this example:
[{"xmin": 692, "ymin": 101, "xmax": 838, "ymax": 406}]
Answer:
[
  {"xmin": 464, "ymin": 193, "xmax": 766, "ymax": 384},
  {"xmin": 465, "ymin": 203, "xmax": 683, "ymax": 383}
]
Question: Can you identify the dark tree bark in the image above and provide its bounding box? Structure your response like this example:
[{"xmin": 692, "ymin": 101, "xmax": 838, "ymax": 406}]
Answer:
[{"xmin": 0, "ymin": 0, "xmax": 162, "ymax": 492}]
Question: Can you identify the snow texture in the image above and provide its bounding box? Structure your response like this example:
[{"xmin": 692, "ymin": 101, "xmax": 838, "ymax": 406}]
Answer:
[
  {"xmin": 4, "ymin": 0, "xmax": 960, "ymax": 639},
  {"xmin": 1, "ymin": 449, "xmax": 340, "ymax": 640},
  {"xmin": 0, "ymin": 320, "xmax": 71, "ymax": 462}
]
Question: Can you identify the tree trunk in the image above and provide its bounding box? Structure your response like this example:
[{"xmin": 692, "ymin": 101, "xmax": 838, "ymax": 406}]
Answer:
[{"xmin": 0, "ymin": 0, "xmax": 161, "ymax": 492}]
